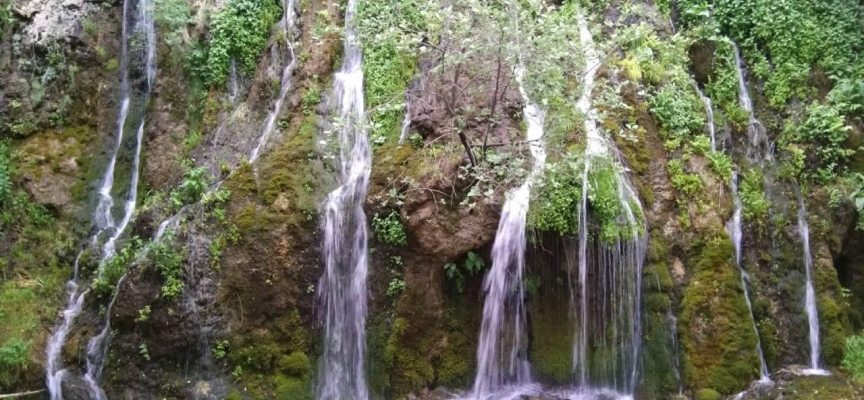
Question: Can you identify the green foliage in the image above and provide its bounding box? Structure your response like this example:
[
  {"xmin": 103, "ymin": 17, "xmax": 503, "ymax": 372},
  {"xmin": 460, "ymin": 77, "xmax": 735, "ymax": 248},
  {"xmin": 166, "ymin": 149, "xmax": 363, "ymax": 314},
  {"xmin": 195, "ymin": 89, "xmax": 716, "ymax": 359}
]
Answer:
[
  {"xmin": 0, "ymin": 140, "xmax": 11, "ymax": 204},
  {"xmin": 842, "ymin": 333, "xmax": 864, "ymax": 383},
  {"xmin": 92, "ymin": 238, "xmax": 143, "ymax": 296},
  {"xmin": 686, "ymin": 0, "xmax": 864, "ymax": 107},
  {"xmin": 707, "ymin": 151, "xmax": 733, "ymax": 182},
  {"xmin": 789, "ymin": 102, "xmax": 854, "ymax": 182},
  {"xmin": 739, "ymin": 170, "xmax": 768, "ymax": 224},
  {"xmin": 444, "ymin": 251, "xmax": 485, "ymax": 293},
  {"xmin": 529, "ymin": 151, "xmax": 583, "ymax": 236},
  {"xmin": 0, "ymin": 0, "xmax": 12, "ymax": 32},
  {"xmin": 213, "ymin": 340, "xmax": 229, "ymax": 359},
  {"xmin": 0, "ymin": 339, "xmax": 30, "ymax": 379},
  {"xmin": 136, "ymin": 305, "xmax": 151, "ymax": 322},
  {"xmin": 829, "ymin": 75, "xmax": 864, "ymax": 117},
  {"xmin": 355, "ymin": 0, "xmax": 424, "ymax": 144},
  {"xmin": 649, "ymin": 83, "xmax": 706, "ymax": 151},
  {"xmin": 386, "ymin": 278, "xmax": 406, "ymax": 298},
  {"xmin": 372, "ymin": 212, "xmax": 408, "ymax": 246},
  {"xmin": 588, "ymin": 161, "xmax": 626, "ymax": 242},
  {"xmin": 154, "ymin": 0, "xmax": 191, "ymax": 64},
  {"xmin": 149, "ymin": 235, "xmax": 186, "ymax": 300},
  {"xmin": 196, "ymin": 0, "xmax": 281, "ymax": 85},
  {"xmin": 139, "ymin": 343, "xmax": 151, "ymax": 361},
  {"xmin": 668, "ymin": 159, "xmax": 703, "ymax": 197},
  {"xmin": 170, "ymin": 166, "xmax": 210, "ymax": 209}
]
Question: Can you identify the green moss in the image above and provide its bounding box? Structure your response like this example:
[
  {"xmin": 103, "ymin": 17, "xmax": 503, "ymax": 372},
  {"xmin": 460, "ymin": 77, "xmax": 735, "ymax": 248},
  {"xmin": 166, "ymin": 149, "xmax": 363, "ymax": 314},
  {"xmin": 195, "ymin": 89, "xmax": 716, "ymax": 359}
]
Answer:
[
  {"xmin": 639, "ymin": 308, "xmax": 680, "ymax": 399},
  {"xmin": 278, "ymin": 351, "xmax": 311, "ymax": 377},
  {"xmin": 819, "ymin": 294, "xmax": 847, "ymax": 365},
  {"xmin": 273, "ymin": 374, "xmax": 312, "ymax": 400},
  {"xmin": 437, "ymin": 306, "xmax": 477, "ymax": 389},
  {"xmin": 259, "ymin": 115, "xmax": 328, "ymax": 226},
  {"xmin": 694, "ymin": 388, "xmax": 722, "ymax": 400},
  {"xmin": 529, "ymin": 295, "xmax": 574, "ymax": 383},
  {"xmin": 680, "ymin": 234, "xmax": 760, "ymax": 394},
  {"xmin": 385, "ymin": 318, "xmax": 434, "ymax": 397},
  {"xmin": 225, "ymin": 389, "xmax": 243, "ymax": 400}
]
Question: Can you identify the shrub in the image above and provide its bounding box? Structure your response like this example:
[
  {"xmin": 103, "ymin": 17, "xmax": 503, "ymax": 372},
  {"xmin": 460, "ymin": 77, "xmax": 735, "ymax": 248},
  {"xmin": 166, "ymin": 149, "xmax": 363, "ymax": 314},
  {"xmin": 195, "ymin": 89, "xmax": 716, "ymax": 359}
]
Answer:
[
  {"xmin": 842, "ymin": 333, "xmax": 864, "ymax": 383},
  {"xmin": 793, "ymin": 103, "xmax": 853, "ymax": 182},
  {"xmin": 0, "ymin": 140, "xmax": 11, "ymax": 204}
]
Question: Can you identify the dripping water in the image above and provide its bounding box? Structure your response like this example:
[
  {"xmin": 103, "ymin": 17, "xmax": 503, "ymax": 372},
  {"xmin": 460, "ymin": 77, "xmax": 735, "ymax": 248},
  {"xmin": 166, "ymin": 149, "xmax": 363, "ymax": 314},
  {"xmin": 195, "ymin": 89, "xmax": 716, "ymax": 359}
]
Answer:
[
  {"xmin": 315, "ymin": 0, "xmax": 370, "ymax": 398},
  {"xmin": 570, "ymin": 12, "xmax": 647, "ymax": 397},
  {"xmin": 795, "ymin": 189, "xmax": 830, "ymax": 375},
  {"xmin": 726, "ymin": 172, "xmax": 771, "ymax": 383},
  {"xmin": 249, "ymin": 0, "xmax": 298, "ymax": 164},
  {"xmin": 667, "ymin": 312, "xmax": 683, "ymax": 396}
]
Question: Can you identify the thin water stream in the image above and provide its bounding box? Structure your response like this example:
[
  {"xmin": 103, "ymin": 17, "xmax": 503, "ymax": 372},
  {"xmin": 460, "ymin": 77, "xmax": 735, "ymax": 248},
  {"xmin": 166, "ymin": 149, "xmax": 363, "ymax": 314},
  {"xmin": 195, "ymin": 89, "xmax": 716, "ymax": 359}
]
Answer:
[{"xmin": 795, "ymin": 190, "xmax": 829, "ymax": 375}]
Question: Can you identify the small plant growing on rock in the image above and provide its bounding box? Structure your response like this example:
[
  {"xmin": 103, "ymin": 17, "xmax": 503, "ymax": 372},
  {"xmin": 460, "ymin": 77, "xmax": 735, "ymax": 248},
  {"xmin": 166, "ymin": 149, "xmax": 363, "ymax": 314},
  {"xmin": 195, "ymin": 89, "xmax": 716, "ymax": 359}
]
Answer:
[
  {"xmin": 444, "ymin": 251, "xmax": 486, "ymax": 293},
  {"xmin": 387, "ymin": 278, "xmax": 406, "ymax": 298},
  {"xmin": 213, "ymin": 340, "xmax": 229, "ymax": 360},
  {"xmin": 136, "ymin": 306, "xmax": 151, "ymax": 323},
  {"xmin": 372, "ymin": 212, "xmax": 408, "ymax": 245}
]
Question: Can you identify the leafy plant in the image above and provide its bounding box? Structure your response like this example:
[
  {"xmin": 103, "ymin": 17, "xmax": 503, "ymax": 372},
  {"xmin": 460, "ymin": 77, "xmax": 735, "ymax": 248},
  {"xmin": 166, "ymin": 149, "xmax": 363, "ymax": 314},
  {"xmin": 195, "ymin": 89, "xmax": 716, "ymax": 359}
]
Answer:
[
  {"xmin": 170, "ymin": 166, "xmax": 210, "ymax": 209},
  {"xmin": 739, "ymin": 170, "xmax": 769, "ymax": 224},
  {"xmin": 0, "ymin": 339, "xmax": 30, "ymax": 377},
  {"xmin": 139, "ymin": 343, "xmax": 151, "ymax": 361},
  {"xmin": 444, "ymin": 251, "xmax": 486, "ymax": 293},
  {"xmin": 386, "ymin": 278, "xmax": 406, "ymax": 298},
  {"xmin": 195, "ymin": 0, "xmax": 281, "ymax": 85},
  {"xmin": 137, "ymin": 306, "xmax": 151, "ymax": 323},
  {"xmin": 842, "ymin": 333, "xmax": 864, "ymax": 383},
  {"xmin": 791, "ymin": 102, "xmax": 853, "ymax": 182},
  {"xmin": 213, "ymin": 340, "xmax": 229, "ymax": 359},
  {"xmin": 372, "ymin": 212, "xmax": 408, "ymax": 246}
]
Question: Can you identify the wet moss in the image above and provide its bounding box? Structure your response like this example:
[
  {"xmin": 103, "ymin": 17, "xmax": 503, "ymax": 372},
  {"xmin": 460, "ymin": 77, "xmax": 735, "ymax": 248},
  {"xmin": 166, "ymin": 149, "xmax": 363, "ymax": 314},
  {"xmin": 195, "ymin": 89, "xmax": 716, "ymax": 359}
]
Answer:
[
  {"xmin": 529, "ymin": 299, "xmax": 574, "ymax": 383},
  {"xmin": 680, "ymin": 234, "xmax": 760, "ymax": 394},
  {"xmin": 694, "ymin": 388, "xmax": 722, "ymax": 400},
  {"xmin": 385, "ymin": 317, "xmax": 434, "ymax": 397}
]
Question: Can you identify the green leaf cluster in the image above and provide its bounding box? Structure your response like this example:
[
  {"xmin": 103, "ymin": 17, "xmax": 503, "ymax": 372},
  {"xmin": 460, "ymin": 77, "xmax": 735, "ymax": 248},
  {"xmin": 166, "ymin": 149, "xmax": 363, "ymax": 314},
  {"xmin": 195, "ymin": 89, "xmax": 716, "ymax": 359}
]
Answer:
[
  {"xmin": 195, "ymin": 0, "xmax": 281, "ymax": 86},
  {"xmin": 372, "ymin": 212, "xmax": 408, "ymax": 246},
  {"xmin": 842, "ymin": 333, "xmax": 864, "ymax": 383}
]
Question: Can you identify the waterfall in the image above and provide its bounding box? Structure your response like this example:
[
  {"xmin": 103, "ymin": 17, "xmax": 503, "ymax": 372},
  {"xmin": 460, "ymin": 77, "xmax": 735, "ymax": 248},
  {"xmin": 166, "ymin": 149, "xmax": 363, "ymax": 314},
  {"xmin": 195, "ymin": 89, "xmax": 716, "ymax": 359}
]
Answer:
[
  {"xmin": 693, "ymin": 83, "xmax": 716, "ymax": 152},
  {"xmin": 249, "ymin": 0, "xmax": 297, "ymax": 163},
  {"xmin": 569, "ymin": 13, "xmax": 647, "ymax": 396},
  {"xmin": 726, "ymin": 172, "xmax": 771, "ymax": 382},
  {"xmin": 84, "ymin": 0, "xmax": 157, "ymax": 395},
  {"xmin": 315, "ymin": 0, "xmax": 370, "ymax": 398},
  {"xmin": 732, "ymin": 44, "xmax": 771, "ymax": 163},
  {"xmin": 795, "ymin": 190, "xmax": 830, "ymax": 375},
  {"xmin": 45, "ymin": 0, "xmax": 155, "ymax": 395},
  {"xmin": 469, "ymin": 60, "xmax": 547, "ymax": 398}
]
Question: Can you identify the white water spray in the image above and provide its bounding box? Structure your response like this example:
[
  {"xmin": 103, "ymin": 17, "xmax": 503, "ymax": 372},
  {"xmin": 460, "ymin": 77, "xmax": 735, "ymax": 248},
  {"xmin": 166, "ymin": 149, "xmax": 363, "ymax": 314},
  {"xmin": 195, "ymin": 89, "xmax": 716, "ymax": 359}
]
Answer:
[{"xmin": 315, "ymin": 0, "xmax": 370, "ymax": 398}]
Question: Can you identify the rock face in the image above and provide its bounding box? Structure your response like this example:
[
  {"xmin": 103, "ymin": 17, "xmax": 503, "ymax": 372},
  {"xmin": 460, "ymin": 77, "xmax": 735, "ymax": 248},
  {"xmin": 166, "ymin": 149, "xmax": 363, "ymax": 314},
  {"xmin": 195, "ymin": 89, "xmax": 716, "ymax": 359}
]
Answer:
[{"xmin": 2, "ymin": 0, "xmax": 864, "ymax": 398}]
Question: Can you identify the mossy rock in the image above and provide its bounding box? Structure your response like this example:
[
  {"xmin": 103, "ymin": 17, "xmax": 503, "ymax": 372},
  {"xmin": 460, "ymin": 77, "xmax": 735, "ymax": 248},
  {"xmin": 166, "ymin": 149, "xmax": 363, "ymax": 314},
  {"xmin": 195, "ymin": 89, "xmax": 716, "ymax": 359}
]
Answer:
[
  {"xmin": 694, "ymin": 388, "xmax": 722, "ymax": 400},
  {"xmin": 680, "ymin": 234, "xmax": 760, "ymax": 394}
]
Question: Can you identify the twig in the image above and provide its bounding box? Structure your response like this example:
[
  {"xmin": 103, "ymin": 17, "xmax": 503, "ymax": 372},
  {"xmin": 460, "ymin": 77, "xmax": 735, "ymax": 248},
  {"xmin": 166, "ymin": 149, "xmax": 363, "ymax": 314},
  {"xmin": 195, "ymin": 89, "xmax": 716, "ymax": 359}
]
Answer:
[{"xmin": 0, "ymin": 390, "xmax": 46, "ymax": 399}]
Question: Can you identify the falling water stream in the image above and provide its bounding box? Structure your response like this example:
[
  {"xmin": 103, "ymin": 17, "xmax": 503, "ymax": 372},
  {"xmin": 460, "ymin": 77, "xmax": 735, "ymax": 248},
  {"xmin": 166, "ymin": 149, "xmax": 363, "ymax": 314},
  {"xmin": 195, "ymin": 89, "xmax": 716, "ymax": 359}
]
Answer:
[
  {"xmin": 315, "ymin": 0, "xmax": 370, "ymax": 398},
  {"xmin": 726, "ymin": 172, "xmax": 771, "ymax": 383},
  {"xmin": 45, "ymin": 0, "xmax": 154, "ymax": 396},
  {"xmin": 568, "ymin": 13, "xmax": 647, "ymax": 398},
  {"xmin": 795, "ymin": 190, "xmax": 829, "ymax": 375},
  {"xmin": 693, "ymin": 83, "xmax": 716, "ymax": 152},
  {"xmin": 468, "ymin": 58, "xmax": 547, "ymax": 399}
]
